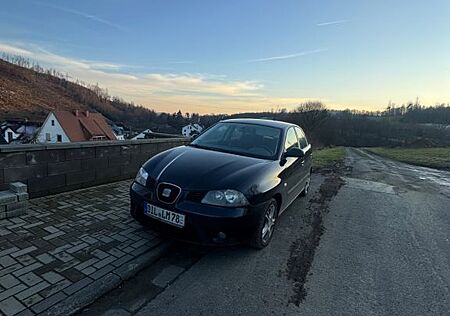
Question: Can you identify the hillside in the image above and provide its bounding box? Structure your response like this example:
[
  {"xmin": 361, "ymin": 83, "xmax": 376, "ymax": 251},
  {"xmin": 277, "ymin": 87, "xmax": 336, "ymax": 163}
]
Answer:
[{"xmin": 0, "ymin": 58, "xmax": 174, "ymax": 131}]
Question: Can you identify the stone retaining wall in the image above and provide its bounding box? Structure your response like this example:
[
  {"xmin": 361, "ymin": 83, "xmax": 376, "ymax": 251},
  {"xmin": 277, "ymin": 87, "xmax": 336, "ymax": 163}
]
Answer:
[{"xmin": 0, "ymin": 138, "xmax": 189, "ymax": 198}]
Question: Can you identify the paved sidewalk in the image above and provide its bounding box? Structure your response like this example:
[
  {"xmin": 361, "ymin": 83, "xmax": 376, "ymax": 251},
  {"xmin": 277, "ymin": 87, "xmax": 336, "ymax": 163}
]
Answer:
[{"xmin": 0, "ymin": 180, "xmax": 164, "ymax": 316}]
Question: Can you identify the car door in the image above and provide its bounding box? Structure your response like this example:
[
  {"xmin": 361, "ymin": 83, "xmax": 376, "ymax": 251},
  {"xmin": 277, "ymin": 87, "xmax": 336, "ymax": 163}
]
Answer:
[
  {"xmin": 295, "ymin": 127, "xmax": 312, "ymax": 187},
  {"xmin": 280, "ymin": 127, "xmax": 304, "ymax": 208}
]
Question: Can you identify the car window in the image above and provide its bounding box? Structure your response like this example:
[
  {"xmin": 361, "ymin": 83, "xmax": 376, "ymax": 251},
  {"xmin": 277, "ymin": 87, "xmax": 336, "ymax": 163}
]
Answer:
[
  {"xmin": 229, "ymin": 125, "xmax": 245, "ymax": 142},
  {"xmin": 295, "ymin": 127, "xmax": 308, "ymax": 149},
  {"xmin": 203, "ymin": 124, "xmax": 227, "ymax": 142},
  {"xmin": 284, "ymin": 127, "xmax": 299, "ymax": 151},
  {"xmin": 191, "ymin": 122, "xmax": 282, "ymax": 160}
]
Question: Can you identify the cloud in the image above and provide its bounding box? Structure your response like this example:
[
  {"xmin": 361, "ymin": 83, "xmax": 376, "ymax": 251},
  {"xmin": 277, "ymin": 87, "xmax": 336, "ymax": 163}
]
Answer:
[
  {"xmin": 0, "ymin": 43, "xmax": 33, "ymax": 56},
  {"xmin": 247, "ymin": 48, "xmax": 328, "ymax": 63},
  {"xmin": 144, "ymin": 73, "xmax": 261, "ymax": 97},
  {"xmin": 33, "ymin": 1, "xmax": 123, "ymax": 30},
  {"xmin": 0, "ymin": 42, "xmax": 336, "ymax": 114},
  {"xmin": 0, "ymin": 42, "xmax": 268, "ymax": 111},
  {"xmin": 316, "ymin": 19, "xmax": 349, "ymax": 27}
]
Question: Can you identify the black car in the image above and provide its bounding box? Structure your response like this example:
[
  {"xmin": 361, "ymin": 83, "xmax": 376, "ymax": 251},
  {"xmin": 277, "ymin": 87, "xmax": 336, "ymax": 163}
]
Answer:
[{"xmin": 130, "ymin": 118, "xmax": 312, "ymax": 248}]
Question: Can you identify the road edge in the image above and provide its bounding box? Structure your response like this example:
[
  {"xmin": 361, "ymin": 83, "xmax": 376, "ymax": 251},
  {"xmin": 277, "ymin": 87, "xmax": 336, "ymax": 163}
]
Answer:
[{"xmin": 41, "ymin": 240, "xmax": 172, "ymax": 316}]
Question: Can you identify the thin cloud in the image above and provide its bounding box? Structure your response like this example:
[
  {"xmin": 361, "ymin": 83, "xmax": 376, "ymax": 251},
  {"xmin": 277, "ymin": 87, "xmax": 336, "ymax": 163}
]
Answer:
[
  {"xmin": 248, "ymin": 48, "xmax": 328, "ymax": 63},
  {"xmin": 0, "ymin": 42, "xmax": 333, "ymax": 114},
  {"xmin": 0, "ymin": 42, "xmax": 262, "ymax": 98},
  {"xmin": 316, "ymin": 19, "xmax": 349, "ymax": 27},
  {"xmin": 33, "ymin": 1, "xmax": 123, "ymax": 30},
  {"xmin": 0, "ymin": 43, "xmax": 32, "ymax": 56}
]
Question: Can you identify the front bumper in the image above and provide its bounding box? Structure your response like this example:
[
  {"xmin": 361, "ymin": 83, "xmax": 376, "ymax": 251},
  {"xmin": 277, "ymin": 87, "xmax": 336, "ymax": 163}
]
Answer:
[{"xmin": 130, "ymin": 182, "xmax": 267, "ymax": 245}]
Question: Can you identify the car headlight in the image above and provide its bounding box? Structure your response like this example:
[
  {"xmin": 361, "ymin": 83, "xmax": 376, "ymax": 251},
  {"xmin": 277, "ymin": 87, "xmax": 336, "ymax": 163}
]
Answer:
[
  {"xmin": 135, "ymin": 167, "xmax": 148, "ymax": 186},
  {"xmin": 201, "ymin": 189, "xmax": 249, "ymax": 207}
]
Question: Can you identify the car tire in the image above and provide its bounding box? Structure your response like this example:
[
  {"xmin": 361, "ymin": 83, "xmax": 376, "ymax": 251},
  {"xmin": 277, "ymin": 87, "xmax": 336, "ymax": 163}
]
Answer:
[
  {"xmin": 248, "ymin": 198, "xmax": 278, "ymax": 249},
  {"xmin": 300, "ymin": 172, "xmax": 311, "ymax": 197}
]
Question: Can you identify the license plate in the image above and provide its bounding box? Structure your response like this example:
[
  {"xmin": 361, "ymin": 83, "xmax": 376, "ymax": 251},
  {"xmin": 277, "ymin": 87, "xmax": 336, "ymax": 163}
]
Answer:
[{"xmin": 144, "ymin": 203, "xmax": 185, "ymax": 228}]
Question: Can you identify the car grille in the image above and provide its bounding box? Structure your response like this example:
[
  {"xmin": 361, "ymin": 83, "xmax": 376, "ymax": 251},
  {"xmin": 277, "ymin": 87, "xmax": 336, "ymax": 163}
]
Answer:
[
  {"xmin": 156, "ymin": 183, "xmax": 181, "ymax": 204},
  {"xmin": 186, "ymin": 191, "xmax": 206, "ymax": 202}
]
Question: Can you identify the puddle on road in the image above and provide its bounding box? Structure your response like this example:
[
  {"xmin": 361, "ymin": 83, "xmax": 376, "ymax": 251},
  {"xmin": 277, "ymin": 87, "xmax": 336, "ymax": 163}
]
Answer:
[{"xmin": 343, "ymin": 177, "xmax": 396, "ymax": 194}]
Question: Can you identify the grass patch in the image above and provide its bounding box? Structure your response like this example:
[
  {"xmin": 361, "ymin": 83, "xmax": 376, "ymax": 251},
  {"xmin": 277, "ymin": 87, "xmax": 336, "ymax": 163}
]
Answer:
[
  {"xmin": 313, "ymin": 147, "xmax": 345, "ymax": 170},
  {"xmin": 367, "ymin": 147, "xmax": 450, "ymax": 170}
]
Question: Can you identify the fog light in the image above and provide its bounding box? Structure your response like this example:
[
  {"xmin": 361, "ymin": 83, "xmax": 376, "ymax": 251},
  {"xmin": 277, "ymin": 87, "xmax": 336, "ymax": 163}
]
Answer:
[{"xmin": 218, "ymin": 232, "xmax": 226, "ymax": 240}]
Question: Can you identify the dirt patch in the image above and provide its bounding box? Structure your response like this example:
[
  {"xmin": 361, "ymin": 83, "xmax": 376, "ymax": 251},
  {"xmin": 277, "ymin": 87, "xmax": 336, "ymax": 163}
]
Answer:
[{"xmin": 286, "ymin": 169, "xmax": 346, "ymax": 306}]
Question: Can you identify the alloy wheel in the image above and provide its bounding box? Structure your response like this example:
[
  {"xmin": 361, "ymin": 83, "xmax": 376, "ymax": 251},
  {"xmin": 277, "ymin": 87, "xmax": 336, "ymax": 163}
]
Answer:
[
  {"xmin": 261, "ymin": 203, "xmax": 277, "ymax": 243},
  {"xmin": 304, "ymin": 178, "xmax": 310, "ymax": 195}
]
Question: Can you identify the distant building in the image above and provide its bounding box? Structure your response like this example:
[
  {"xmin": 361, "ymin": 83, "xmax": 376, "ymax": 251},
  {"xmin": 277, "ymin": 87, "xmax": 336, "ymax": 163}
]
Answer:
[
  {"xmin": 132, "ymin": 129, "xmax": 152, "ymax": 140},
  {"xmin": 36, "ymin": 110, "xmax": 116, "ymax": 143},
  {"xmin": 0, "ymin": 121, "xmax": 39, "ymax": 144},
  {"xmin": 182, "ymin": 123, "xmax": 203, "ymax": 137},
  {"xmin": 111, "ymin": 124, "xmax": 126, "ymax": 140},
  {"xmin": 1, "ymin": 125, "xmax": 21, "ymax": 143}
]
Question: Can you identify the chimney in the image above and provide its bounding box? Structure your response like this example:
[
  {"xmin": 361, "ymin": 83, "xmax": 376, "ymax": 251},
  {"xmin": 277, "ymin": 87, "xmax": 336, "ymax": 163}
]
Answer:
[
  {"xmin": 74, "ymin": 109, "xmax": 79, "ymax": 117},
  {"xmin": 85, "ymin": 110, "xmax": 89, "ymax": 118}
]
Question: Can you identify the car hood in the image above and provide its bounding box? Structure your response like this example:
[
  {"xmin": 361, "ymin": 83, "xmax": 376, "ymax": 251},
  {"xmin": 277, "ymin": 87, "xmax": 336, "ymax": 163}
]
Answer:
[{"xmin": 143, "ymin": 146, "xmax": 270, "ymax": 191}]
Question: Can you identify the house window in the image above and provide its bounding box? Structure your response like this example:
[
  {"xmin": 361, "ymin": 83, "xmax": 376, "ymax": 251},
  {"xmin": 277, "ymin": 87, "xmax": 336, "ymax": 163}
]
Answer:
[
  {"xmin": 46, "ymin": 133, "xmax": 51, "ymax": 141},
  {"xmin": 57, "ymin": 134, "xmax": 62, "ymax": 142},
  {"xmin": 92, "ymin": 136, "xmax": 106, "ymax": 141},
  {"xmin": 7, "ymin": 131, "xmax": 13, "ymax": 142},
  {"xmin": 51, "ymin": 120, "xmax": 55, "ymax": 126}
]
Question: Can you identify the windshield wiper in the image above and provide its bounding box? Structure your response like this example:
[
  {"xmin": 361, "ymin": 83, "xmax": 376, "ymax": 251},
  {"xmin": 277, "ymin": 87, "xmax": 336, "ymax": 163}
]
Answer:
[{"xmin": 188, "ymin": 143, "xmax": 209, "ymax": 150}]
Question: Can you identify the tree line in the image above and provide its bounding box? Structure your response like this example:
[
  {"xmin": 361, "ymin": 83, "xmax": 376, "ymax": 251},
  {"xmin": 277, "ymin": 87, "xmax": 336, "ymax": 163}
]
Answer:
[{"xmin": 2, "ymin": 53, "xmax": 449, "ymax": 146}]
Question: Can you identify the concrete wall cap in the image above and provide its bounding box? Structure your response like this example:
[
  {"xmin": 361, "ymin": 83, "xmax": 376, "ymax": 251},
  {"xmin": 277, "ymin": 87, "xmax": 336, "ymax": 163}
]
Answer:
[{"xmin": 0, "ymin": 137, "xmax": 189, "ymax": 153}]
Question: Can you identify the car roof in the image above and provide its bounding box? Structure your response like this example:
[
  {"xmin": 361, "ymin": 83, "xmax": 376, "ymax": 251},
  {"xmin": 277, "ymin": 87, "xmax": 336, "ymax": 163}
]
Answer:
[{"xmin": 220, "ymin": 118, "xmax": 296, "ymax": 129}]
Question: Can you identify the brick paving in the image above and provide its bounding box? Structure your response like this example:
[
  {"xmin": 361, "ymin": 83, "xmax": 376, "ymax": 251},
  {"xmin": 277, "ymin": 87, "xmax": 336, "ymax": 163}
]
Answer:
[{"xmin": 0, "ymin": 180, "xmax": 161, "ymax": 316}]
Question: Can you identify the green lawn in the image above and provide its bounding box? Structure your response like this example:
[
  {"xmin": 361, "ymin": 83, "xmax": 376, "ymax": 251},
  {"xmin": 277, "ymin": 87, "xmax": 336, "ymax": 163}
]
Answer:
[
  {"xmin": 313, "ymin": 147, "xmax": 345, "ymax": 170},
  {"xmin": 367, "ymin": 147, "xmax": 450, "ymax": 170}
]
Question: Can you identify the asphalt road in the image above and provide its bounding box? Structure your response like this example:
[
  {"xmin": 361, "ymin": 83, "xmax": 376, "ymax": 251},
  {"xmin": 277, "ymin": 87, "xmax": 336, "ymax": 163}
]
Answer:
[
  {"xmin": 299, "ymin": 148, "xmax": 449, "ymax": 315},
  {"xmin": 82, "ymin": 148, "xmax": 450, "ymax": 316}
]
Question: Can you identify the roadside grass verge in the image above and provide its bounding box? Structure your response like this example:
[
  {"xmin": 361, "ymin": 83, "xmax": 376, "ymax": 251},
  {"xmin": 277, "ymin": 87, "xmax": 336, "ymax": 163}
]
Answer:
[
  {"xmin": 313, "ymin": 147, "xmax": 345, "ymax": 170},
  {"xmin": 366, "ymin": 147, "xmax": 450, "ymax": 170}
]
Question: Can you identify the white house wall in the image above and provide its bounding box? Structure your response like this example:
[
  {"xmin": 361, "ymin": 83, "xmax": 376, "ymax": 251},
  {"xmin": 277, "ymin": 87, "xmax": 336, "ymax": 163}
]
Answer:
[
  {"xmin": 36, "ymin": 113, "xmax": 70, "ymax": 143},
  {"xmin": 3, "ymin": 128, "xmax": 21, "ymax": 143}
]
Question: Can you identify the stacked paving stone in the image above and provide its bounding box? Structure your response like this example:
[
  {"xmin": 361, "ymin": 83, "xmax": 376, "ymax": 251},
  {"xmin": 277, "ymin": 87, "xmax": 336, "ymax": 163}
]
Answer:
[{"xmin": 0, "ymin": 182, "xmax": 28, "ymax": 219}]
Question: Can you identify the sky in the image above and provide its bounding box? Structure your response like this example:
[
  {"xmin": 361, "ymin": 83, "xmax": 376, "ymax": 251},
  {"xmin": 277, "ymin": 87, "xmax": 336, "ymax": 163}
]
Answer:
[{"xmin": 0, "ymin": 0, "xmax": 449, "ymax": 114}]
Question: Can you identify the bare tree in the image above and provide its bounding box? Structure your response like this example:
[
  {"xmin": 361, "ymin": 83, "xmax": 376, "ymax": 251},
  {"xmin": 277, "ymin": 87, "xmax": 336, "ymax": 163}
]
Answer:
[{"xmin": 292, "ymin": 101, "xmax": 329, "ymax": 135}]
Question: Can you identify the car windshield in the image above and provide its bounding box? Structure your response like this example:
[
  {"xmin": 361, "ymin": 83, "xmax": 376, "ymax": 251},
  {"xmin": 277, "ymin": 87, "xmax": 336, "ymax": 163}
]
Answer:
[{"xmin": 190, "ymin": 122, "xmax": 282, "ymax": 160}]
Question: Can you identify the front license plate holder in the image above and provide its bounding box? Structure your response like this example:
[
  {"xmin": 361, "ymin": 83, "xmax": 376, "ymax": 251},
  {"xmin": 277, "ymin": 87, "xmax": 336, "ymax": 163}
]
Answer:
[{"xmin": 144, "ymin": 202, "xmax": 185, "ymax": 228}]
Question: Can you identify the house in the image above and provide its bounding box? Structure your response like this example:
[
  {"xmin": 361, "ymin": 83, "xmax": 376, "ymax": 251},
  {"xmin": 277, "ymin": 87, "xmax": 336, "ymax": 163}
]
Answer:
[
  {"xmin": 111, "ymin": 124, "xmax": 126, "ymax": 140},
  {"xmin": 1, "ymin": 124, "xmax": 21, "ymax": 143},
  {"xmin": 0, "ymin": 121, "xmax": 40, "ymax": 144},
  {"xmin": 182, "ymin": 123, "xmax": 203, "ymax": 137},
  {"xmin": 36, "ymin": 110, "xmax": 117, "ymax": 143},
  {"xmin": 132, "ymin": 129, "xmax": 152, "ymax": 140}
]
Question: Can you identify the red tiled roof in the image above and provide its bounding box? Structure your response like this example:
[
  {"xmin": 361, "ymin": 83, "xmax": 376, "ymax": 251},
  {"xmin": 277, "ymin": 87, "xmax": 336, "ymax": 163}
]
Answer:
[{"xmin": 53, "ymin": 110, "xmax": 116, "ymax": 142}]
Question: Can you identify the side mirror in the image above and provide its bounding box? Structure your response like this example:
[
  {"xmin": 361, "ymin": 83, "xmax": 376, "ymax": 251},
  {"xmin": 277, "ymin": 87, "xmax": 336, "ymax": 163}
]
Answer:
[{"xmin": 284, "ymin": 147, "xmax": 305, "ymax": 159}]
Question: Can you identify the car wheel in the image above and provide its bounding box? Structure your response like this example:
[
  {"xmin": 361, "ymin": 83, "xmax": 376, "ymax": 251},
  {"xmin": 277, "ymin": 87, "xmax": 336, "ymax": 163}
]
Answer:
[
  {"xmin": 249, "ymin": 198, "xmax": 278, "ymax": 249},
  {"xmin": 300, "ymin": 172, "xmax": 311, "ymax": 197}
]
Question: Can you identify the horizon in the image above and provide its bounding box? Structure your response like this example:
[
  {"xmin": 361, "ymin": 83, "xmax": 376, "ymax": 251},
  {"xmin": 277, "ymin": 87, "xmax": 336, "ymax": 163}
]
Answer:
[{"xmin": 1, "ymin": 0, "xmax": 449, "ymax": 114}]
